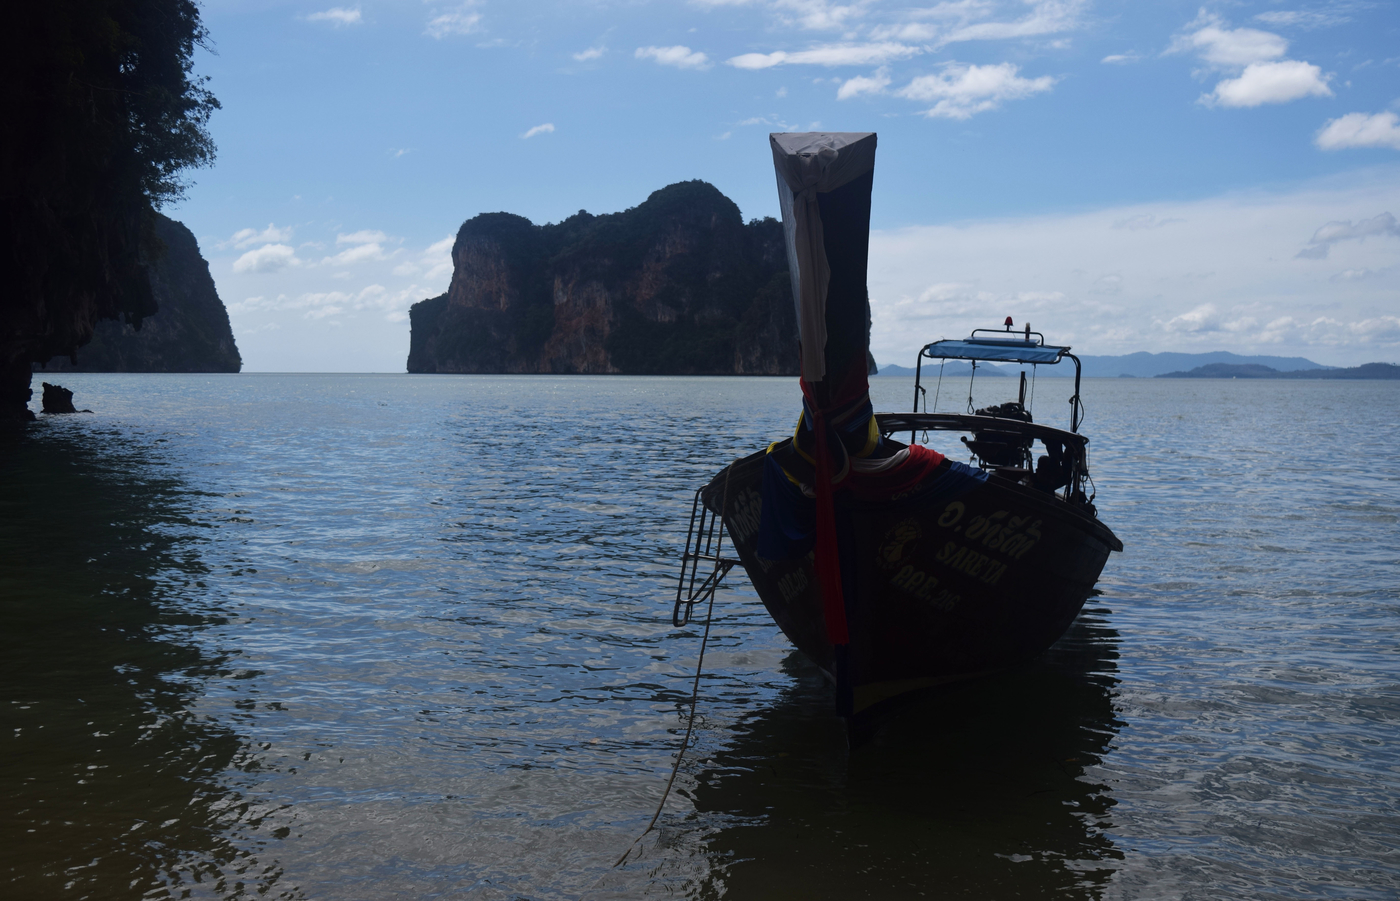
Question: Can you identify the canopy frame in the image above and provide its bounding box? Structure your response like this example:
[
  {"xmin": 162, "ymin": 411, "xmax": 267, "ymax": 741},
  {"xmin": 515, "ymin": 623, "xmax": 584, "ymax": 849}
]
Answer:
[{"xmin": 913, "ymin": 326, "xmax": 1084, "ymax": 433}]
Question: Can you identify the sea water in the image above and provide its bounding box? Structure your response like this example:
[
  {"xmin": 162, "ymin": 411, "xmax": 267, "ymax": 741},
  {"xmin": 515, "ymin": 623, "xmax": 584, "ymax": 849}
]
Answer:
[{"xmin": 1, "ymin": 374, "xmax": 1397, "ymax": 900}]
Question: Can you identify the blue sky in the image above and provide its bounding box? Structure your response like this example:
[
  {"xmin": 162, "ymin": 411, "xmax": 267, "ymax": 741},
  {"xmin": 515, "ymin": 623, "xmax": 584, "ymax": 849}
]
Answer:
[{"xmin": 173, "ymin": 0, "xmax": 1400, "ymax": 371}]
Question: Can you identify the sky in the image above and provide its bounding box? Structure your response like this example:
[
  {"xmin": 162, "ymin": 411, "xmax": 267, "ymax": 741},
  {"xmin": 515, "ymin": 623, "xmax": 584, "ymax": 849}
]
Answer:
[{"xmin": 171, "ymin": 0, "xmax": 1400, "ymax": 371}]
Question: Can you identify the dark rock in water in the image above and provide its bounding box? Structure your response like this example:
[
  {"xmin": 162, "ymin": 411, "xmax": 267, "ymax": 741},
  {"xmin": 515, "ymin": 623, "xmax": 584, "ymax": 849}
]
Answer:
[
  {"xmin": 407, "ymin": 181, "xmax": 799, "ymax": 375},
  {"xmin": 35, "ymin": 215, "xmax": 242, "ymax": 374},
  {"xmin": 40, "ymin": 383, "xmax": 77, "ymax": 414}
]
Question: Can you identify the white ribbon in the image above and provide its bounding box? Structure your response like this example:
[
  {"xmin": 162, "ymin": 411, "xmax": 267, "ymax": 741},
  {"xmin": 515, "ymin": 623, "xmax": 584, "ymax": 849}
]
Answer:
[{"xmin": 770, "ymin": 132, "xmax": 877, "ymax": 382}]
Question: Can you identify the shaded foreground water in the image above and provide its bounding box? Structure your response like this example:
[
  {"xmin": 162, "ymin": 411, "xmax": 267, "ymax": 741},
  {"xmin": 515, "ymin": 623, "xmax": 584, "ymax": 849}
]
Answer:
[{"xmin": 2, "ymin": 374, "xmax": 1397, "ymax": 899}]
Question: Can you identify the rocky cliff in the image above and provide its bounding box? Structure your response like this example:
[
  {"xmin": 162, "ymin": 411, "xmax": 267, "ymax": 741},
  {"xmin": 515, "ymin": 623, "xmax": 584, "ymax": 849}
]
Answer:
[
  {"xmin": 37, "ymin": 215, "xmax": 241, "ymax": 373},
  {"xmin": 407, "ymin": 181, "xmax": 797, "ymax": 375}
]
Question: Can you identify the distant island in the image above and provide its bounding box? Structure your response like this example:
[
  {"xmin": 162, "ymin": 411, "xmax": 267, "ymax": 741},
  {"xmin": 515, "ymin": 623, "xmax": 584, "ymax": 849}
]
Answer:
[
  {"xmin": 875, "ymin": 351, "xmax": 1396, "ymax": 379},
  {"xmin": 1157, "ymin": 362, "xmax": 1400, "ymax": 379},
  {"xmin": 36, "ymin": 214, "xmax": 241, "ymax": 373},
  {"xmin": 1068, "ymin": 350, "xmax": 1331, "ymax": 378},
  {"xmin": 407, "ymin": 181, "xmax": 798, "ymax": 375}
]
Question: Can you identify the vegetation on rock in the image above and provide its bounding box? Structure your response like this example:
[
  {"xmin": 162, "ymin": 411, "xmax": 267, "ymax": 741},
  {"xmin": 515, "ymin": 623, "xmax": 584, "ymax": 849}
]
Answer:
[
  {"xmin": 2, "ymin": 0, "xmax": 219, "ymax": 417},
  {"xmin": 36, "ymin": 215, "xmax": 241, "ymax": 373},
  {"xmin": 407, "ymin": 181, "xmax": 798, "ymax": 375}
]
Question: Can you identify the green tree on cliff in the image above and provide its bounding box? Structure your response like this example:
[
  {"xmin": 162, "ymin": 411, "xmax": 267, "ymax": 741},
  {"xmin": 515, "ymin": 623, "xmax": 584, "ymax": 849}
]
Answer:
[{"xmin": 1, "ymin": 0, "xmax": 218, "ymax": 419}]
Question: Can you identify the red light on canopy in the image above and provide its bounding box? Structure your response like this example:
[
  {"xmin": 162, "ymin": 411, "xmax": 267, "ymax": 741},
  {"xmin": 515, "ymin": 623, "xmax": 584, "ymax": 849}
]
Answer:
[{"xmin": 1004, "ymin": 316, "xmax": 1014, "ymax": 329}]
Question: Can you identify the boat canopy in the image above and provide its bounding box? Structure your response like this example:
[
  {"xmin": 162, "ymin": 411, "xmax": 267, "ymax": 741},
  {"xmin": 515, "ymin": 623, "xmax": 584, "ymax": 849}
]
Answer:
[
  {"xmin": 921, "ymin": 337, "xmax": 1069, "ymax": 366},
  {"xmin": 914, "ymin": 326, "xmax": 1084, "ymax": 432}
]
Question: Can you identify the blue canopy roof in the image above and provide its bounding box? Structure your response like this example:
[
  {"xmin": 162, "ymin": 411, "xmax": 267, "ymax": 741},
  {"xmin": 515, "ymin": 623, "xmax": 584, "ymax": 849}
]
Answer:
[{"xmin": 922, "ymin": 338, "xmax": 1068, "ymax": 365}]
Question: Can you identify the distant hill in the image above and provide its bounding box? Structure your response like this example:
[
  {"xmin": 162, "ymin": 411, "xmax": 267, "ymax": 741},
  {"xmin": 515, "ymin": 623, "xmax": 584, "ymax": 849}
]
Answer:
[
  {"xmin": 1159, "ymin": 362, "xmax": 1400, "ymax": 379},
  {"xmin": 36, "ymin": 215, "xmax": 241, "ymax": 373},
  {"xmin": 878, "ymin": 351, "xmax": 1337, "ymax": 378},
  {"xmin": 1056, "ymin": 351, "xmax": 1331, "ymax": 378},
  {"xmin": 407, "ymin": 181, "xmax": 796, "ymax": 375}
]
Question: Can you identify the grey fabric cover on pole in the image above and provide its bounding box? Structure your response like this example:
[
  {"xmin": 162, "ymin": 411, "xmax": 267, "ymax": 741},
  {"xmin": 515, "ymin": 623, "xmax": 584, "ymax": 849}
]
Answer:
[{"xmin": 770, "ymin": 132, "xmax": 877, "ymax": 383}]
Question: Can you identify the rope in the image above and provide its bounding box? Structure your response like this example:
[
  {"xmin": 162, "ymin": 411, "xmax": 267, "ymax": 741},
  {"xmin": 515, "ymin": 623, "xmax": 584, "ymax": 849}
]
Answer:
[
  {"xmin": 926, "ymin": 360, "xmax": 944, "ymax": 445},
  {"xmin": 614, "ymin": 461, "xmax": 736, "ymax": 869}
]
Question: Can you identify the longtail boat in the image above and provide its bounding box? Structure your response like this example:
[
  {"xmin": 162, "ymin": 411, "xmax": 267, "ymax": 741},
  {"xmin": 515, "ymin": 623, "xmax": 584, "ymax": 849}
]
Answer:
[{"xmin": 675, "ymin": 132, "xmax": 1123, "ymax": 735}]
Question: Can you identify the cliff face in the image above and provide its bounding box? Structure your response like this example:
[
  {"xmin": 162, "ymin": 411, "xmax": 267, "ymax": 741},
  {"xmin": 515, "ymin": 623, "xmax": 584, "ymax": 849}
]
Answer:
[
  {"xmin": 407, "ymin": 181, "xmax": 797, "ymax": 375},
  {"xmin": 37, "ymin": 215, "xmax": 241, "ymax": 373}
]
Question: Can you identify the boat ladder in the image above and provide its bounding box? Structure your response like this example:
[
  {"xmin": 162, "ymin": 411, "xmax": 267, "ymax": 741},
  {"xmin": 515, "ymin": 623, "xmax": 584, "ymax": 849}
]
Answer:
[{"xmin": 673, "ymin": 486, "xmax": 739, "ymax": 627}]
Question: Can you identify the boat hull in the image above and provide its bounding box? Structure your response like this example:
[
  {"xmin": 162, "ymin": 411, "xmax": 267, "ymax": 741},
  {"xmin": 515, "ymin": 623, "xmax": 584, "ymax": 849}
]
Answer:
[{"xmin": 702, "ymin": 443, "xmax": 1122, "ymax": 716}]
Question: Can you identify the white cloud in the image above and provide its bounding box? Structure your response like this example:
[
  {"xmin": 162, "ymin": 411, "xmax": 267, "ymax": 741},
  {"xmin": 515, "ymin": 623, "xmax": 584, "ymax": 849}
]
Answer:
[
  {"xmin": 1170, "ymin": 16, "xmax": 1289, "ymax": 68},
  {"xmin": 219, "ymin": 230, "xmax": 461, "ymax": 370},
  {"xmin": 1203, "ymin": 60, "xmax": 1332, "ymax": 107},
  {"xmin": 393, "ymin": 236, "xmax": 456, "ymax": 282},
  {"xmin": 635, "ymin": 45, "xmax": 710, "ymax": 70},
  {"xmin": 728, "ymin": 42, "xmax": 919, "ymax": 69},
  {"xmin": 306, "ymin": 6, "xmax": 361, "ymax": 26},
  {"xmin": 233, "ymin": 244, "xmax": 300, "ymax": 274},
  {"xmin": 229, "ymin": 282, "xmax": 427, "ymax": 323},
  {"xmin": 1247, "ymin": 314, "xmax": 1400, "ymax": 347},
  {"xmin": 1316, "ymin": 112, "xmax": 1400, "ymax": 151},
  {"xmin": 772, "ymin": 0, "xmax": 868, "ymax": 31},
  {"xmin": 426, "ymin": 237, "xmax": 456, "ymax": 279},
  {"xmin": 425, "ymin": 4, "xmax": 482, "ymax": 39},
  {"xmin": 866, "ymin": 0, "xmax": 1086, "ymax": 45},
  {"xmin": 837, "ymin": 67, "xmax": 891, "ymax": 99},
  {"xmin": 322, "ymin": 243, "xmax": 387, "ymax": 266},
  {"xmin": 1332, "ymin": 268, "xmax": 1386, "ymax": 282},
  {"xmin": 1254, "ymin": 10, "xmax": 1350, "ymax": 30},
  {"xmin": 865, "ymin": 173, "xmax": 1400, "ymax": 365},
  {"xmin": 225, "ymin": 224, "xmax": 294, "ymax": 250},
  {"xmin": 573, "ymin": 46, "xmax": 605, "ymax": 61},
  {"xmin": 337, "ymin": 230, "xmax": 388, "ymax": 245},
  {"xmin": 1164, "ymin": 303, "xmax": 1223, "ymax": 333},
  {"xmin": 735, "ymin": 115, "xmax": 800, "ymax": 130},
  {"xmin": 521, "ymin": 123, "xmax": 555, "ymax": 139},
  {"xmin": 1113, "ymin": 214, "xmax": 1185, "ymax": 230},
  {"xmin": 227, "ymin": 295, "xmax": 270, "ymax": 314},
  {"xmin": 1310, "ymin": 214, "xmax": 1400, "ymax": 244},
  {"xmin": 940, "ymin": 0, "xmax": 1086, "ymax": 43},
  {"xmin": 897, "ymin": 62, "xmax": 1055, "ymax": 119},
  {"xmin": 1295, "ymin": 212, "xmax": 1400, "ymax": 259},
  {"xmin": 1092, "ymin": 273, "xmax": 1124, "ymax": 294},
  {"xmin": 1101, "ymin": 53, "xmax": 1140, "ymax": 64},
  {"xmin": 1171, "ymin": 13, "xmax": 1333, "ymax": 110}
]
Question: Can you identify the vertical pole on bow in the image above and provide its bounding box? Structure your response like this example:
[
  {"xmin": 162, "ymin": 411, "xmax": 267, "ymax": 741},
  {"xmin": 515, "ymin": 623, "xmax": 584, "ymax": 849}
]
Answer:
[{"xmin": 772, "ymin": 132, "xmax": 876, "ymax": 721}]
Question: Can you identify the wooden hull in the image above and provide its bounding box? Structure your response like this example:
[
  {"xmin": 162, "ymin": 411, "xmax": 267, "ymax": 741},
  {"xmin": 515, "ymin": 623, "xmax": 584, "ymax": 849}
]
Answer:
[{"xmin": 702, "ymin": 444, "xmax": 1123, "ymax": 717}]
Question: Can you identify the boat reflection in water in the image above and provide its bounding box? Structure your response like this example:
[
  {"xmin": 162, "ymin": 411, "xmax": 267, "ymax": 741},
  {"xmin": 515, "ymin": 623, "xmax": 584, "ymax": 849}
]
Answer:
[
  {"xmin": 0, "ymin": 425, "xmax": 275, "ymax": 899},
  {"xmin": 684, "ymin": 605, "xmax": 1123, "ymax": 899}
]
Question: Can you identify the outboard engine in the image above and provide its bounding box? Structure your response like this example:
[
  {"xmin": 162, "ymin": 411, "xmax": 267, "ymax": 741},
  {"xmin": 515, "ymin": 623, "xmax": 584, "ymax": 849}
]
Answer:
[{"xmin": 963, "ymin": 400, "xmax": 1033, "ymax": 467}]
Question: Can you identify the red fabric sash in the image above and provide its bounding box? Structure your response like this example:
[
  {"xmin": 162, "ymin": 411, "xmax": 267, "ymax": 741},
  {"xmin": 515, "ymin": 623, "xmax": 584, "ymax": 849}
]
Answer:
[
  {"xmin": 800, "ymin": 356, "xmax": 945, "ymax": 647},
  {"xmin": 810, "ymin": 405, "xmax": 849, "ymax": 645}
]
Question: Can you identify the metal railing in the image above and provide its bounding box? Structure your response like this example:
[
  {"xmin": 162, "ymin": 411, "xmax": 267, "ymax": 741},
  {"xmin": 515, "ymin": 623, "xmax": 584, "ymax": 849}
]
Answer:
[{"xmin": 672, "ymin": 486, "xmax": 738, "ymax": 627}]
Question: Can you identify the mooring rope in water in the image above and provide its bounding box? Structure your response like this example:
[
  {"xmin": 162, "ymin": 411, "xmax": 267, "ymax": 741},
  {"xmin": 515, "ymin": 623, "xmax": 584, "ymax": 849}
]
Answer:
[{"xmin": 613, "ymin": 462, "xmax": 735, "ymax": 870}]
